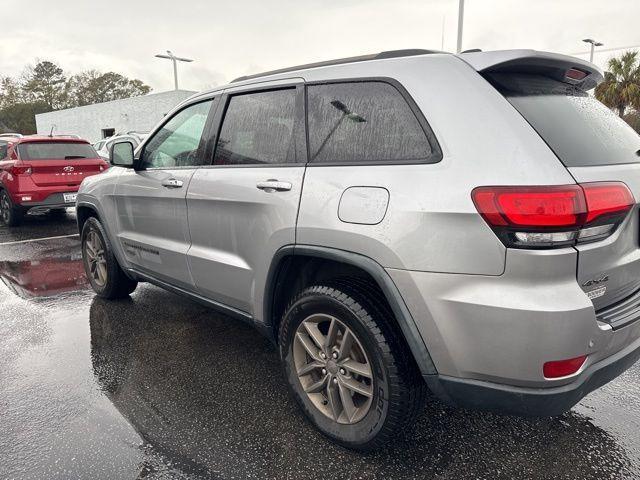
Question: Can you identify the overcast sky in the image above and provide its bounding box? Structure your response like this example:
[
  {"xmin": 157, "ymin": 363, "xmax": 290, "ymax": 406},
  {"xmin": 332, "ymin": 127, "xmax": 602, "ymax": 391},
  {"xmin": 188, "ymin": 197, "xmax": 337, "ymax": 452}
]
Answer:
[{"xmin": 1, "ymin": 0, "xmax": 638, "ymax": 93}]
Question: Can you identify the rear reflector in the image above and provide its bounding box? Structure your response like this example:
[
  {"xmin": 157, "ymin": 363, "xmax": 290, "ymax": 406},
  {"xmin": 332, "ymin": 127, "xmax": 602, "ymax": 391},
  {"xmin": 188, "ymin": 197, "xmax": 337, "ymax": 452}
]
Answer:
[
  {"xmin": 472, "ymin": 182, "xmax": 634, "ymax": 248},
  {"xmin": 543, "ymin": 355, "xmax": 587, "ymax": 378}
]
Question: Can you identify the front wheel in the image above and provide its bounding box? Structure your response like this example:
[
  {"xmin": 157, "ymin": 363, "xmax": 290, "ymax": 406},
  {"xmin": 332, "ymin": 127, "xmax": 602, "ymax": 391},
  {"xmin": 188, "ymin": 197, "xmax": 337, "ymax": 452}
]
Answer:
[
  {"xmin": 279, "ymin": 281, "xmax": 427, "ymax": 450},
  {"xmin": 81, "ymin": 216, "xmax": 138, "ymax": 299}
]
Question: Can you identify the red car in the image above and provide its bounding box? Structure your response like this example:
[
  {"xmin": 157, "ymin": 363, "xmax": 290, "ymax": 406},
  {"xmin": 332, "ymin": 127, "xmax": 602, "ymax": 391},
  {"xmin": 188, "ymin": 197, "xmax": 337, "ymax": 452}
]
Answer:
[{"xmin": 0, "ymin": 135, "xmax": 109, "ymax": 226}]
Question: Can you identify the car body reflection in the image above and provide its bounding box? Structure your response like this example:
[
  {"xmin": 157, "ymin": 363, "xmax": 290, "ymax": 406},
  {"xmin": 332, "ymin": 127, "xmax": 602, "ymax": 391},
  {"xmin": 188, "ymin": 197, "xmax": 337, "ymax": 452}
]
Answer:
[
  {"xmin": 88, "ymin": 291, "xmax": 634, "ymax": 479},
  {"xmin": 0, "ymin": 253, "xmax": 88, "ymax": 298}
]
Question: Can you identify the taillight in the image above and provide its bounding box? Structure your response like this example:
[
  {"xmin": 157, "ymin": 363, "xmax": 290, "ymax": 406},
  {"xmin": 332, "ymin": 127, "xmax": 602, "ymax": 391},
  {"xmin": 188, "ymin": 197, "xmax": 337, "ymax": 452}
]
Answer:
[
  {"xmin": 10, "ymin": 165, "xmax": 32, "ymax": 175},
  {"xmin": 543, "ymin": 355, "xmax": 587, "ymax": 378},
  {"xmin": 472, "ymin": 182, "xmax": 634, "ymax": 248}
]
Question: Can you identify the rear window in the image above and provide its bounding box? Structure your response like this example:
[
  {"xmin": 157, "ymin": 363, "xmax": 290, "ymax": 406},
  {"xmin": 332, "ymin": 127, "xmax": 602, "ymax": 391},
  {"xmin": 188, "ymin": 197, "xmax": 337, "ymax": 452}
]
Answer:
[
  {"xmin": 0, "ymin": 141, "xmax": 7, "ymax": 160},
  {"xmin": 488, "ymin": 73, "xmax": 640, "ymax": 167},
  {"xmin": 18, "ymin": 142, "xmax": 98, "ymax": 160}
]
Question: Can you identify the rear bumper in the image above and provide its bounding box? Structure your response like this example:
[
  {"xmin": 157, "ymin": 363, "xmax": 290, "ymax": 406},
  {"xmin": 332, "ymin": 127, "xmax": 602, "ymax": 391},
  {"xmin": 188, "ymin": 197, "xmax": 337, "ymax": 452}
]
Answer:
[
  {"xmin": 19, "ymin": 192, "xmax": 76, "ymax": 211},
  {"xmin": 425, "ymin": 332, "xmax": 640, "ymax": 416}
]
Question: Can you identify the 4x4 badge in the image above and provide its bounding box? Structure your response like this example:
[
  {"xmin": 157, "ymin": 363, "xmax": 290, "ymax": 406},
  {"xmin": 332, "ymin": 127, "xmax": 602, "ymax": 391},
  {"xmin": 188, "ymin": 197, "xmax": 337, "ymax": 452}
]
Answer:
[{"xmin": 582, "ymin": 274, "xmax": 609, "ymax": 287}]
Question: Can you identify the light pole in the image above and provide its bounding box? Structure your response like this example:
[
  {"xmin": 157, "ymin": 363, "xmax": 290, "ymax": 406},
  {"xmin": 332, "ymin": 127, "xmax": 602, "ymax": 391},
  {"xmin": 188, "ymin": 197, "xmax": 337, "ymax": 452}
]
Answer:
[
  {"xmin": 155, "ymin": 50, "xmax": 194, "ymax": 90},
  {"xmin": 582, "ymin": 39, "xmax": 604, "ymax": 63},
  {"xmin": 456, "ymin": 0, "xmax": 465, "ymax": 53}
]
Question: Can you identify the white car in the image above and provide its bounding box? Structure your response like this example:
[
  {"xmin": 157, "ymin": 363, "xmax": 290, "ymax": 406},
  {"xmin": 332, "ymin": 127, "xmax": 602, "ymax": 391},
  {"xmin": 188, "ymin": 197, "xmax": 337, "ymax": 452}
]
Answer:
[{"xmin": 93, "ymin": 135, "xmax": 144, "ymax": 162}]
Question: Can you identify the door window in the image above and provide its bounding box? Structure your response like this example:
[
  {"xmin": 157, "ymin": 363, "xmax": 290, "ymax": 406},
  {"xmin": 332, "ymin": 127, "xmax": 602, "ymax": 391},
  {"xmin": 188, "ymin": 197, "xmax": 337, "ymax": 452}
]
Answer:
[
  {"xmin": 307, "ymin": 82, "xmax": 436, "ymax": 164},
  {"xmin": 213, "ymin": 89, "xmax": 297, "ymax": 165},
  {"xmin": 0, "ymin": 141, "xmax": 7, "ymax": 160},
  {"xmin": 141, "ymin": 100, "xmax": 213, "ymax": 169}
]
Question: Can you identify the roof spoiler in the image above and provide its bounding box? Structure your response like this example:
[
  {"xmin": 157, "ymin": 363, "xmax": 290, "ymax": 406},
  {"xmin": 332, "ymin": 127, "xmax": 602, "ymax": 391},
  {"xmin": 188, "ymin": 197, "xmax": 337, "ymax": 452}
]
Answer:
[{"xmin": 458, "ymin": 49, "xmax": 604, "ymax": 90}]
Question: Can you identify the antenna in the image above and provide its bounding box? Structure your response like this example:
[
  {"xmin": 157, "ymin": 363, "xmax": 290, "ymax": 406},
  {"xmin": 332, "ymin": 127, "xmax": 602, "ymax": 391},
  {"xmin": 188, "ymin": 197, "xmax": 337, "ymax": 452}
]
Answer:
[{"xmin": 49, "ymin": 124, "xmax": 56, "ymax": 137}]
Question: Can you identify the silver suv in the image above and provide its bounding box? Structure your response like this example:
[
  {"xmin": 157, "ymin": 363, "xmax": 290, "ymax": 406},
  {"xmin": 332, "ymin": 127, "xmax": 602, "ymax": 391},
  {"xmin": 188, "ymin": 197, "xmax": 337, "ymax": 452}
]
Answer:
[{"xmin": 77, "ymin": 49, "xmax": 640, "ymax": 450}]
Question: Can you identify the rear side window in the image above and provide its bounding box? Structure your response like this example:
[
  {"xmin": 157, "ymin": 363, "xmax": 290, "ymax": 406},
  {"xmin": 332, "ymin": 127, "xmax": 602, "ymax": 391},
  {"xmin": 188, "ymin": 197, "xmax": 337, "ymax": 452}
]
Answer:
[
  {"xmin": 17, "ymin": 142, "xmax": 98, "ymax": 160},
  {"xmin": 307, "ymin": 82, "xmax": 436, "ymax": 164},
  {"xmin": 488, "ymin": 73, "xmax": 640, "ymax": 167},
  {"xmin": 214, "ymin": 88, "xmax": 297, "ymax": 165}
]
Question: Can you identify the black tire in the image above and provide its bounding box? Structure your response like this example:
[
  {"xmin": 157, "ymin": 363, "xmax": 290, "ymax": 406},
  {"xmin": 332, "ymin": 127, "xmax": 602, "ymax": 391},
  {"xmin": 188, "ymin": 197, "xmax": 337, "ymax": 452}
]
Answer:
[
  {"xmin": 81, "ymin": 216, "xmax": 138, "ymax": 299},
  {"xmin": 0, "ymin": 190, "xmax": 23, "ymax": 227},
  {"xmin": 279, "ymin": 279, "xmax": 427, "ymax": 451}
]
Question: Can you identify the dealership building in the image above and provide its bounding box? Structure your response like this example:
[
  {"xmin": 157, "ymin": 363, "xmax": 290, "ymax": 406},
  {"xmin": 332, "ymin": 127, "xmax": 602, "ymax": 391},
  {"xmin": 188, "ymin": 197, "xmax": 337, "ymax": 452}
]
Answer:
[{"xmin": 35, "ymin": 90, "xmax": 196, "ymax": 142}]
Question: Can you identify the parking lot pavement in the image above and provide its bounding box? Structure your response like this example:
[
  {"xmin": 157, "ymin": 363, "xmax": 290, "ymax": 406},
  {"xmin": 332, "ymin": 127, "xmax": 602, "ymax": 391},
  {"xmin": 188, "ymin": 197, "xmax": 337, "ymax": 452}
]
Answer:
[{"xmin": 1, "ymin": 222, "xmax": 640, "ymax": 480}]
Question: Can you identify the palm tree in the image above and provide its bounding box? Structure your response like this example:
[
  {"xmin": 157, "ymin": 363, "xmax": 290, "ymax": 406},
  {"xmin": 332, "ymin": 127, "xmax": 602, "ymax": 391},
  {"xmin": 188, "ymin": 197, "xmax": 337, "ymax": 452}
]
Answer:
[{"xmin": 595, "ymin": 51, "xmax": 640, "ymax": 117}]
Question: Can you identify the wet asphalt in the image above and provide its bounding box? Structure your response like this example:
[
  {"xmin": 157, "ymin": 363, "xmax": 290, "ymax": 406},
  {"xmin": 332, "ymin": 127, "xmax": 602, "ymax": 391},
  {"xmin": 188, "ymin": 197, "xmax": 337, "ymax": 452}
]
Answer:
[{"xmin": 1, "ymin": 212, "xmax": 640, "ymax": 479}]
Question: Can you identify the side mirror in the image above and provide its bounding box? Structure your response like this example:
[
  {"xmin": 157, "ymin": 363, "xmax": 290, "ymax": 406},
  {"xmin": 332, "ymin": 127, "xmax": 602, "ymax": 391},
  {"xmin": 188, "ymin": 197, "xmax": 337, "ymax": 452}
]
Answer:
[{"xmin": 110, "ymin": 141, "xmax": 135, "ymax": 168}]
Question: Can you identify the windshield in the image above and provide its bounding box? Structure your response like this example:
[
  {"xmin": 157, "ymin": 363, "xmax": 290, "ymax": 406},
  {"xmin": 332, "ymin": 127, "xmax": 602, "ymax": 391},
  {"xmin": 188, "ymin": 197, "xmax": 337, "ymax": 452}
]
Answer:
[
  {"xmin": 488, "ymin": 73, "xmax": 640, "ymax": 167},
  {"xmin": 18, "ymin": 142, "xmax": 98, "ymax": 160}
]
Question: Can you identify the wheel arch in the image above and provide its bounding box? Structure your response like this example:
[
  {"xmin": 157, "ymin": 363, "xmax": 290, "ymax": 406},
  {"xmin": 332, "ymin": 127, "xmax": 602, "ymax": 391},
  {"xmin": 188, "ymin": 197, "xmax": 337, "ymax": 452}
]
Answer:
[{"xmin": 264, "ymin": 245, "xmax": 437, "ymax": 375}]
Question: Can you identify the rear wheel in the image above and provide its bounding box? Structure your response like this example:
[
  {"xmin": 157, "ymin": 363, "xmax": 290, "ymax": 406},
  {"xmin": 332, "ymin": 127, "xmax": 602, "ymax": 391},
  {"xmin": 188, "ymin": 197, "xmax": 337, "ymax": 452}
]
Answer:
[
  {"xmin": 81, "ymin": 216, "xmax": 137, "ymax": 299},
  {"xmin": 279, "ymin": 280, "xmax": 427, "ymax": 450},
  {"xmin": 0, "ymin": 190, "xmax": 23, "ymax": 227}
]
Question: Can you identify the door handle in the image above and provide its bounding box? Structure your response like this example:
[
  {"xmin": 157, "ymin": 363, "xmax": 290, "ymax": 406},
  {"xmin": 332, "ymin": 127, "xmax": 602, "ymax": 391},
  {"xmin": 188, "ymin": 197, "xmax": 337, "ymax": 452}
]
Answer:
[
  {"xmin": 256, "ymin": 180, "xmax": 292, "ymax": 192},
  {"xmin": 161, "ymin": 178, "xmax": 183, "ymax": 188}
]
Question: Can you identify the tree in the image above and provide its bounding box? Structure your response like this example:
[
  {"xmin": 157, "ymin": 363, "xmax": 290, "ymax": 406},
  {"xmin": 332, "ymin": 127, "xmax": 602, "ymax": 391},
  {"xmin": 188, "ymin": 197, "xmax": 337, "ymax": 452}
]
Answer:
[
  {"xmin": 0, "ymin": 101, "xmax": 50, "ymax": 134},
  {"xmin": 22, "ymin": 60, "xmax": 68, "ymax": 110},
  {"xmin": 67, "ymin": 70, "xmax": 151, "ymax": 106},
  {"xmin": 0, "ymin": 76, "xmax": 22, "ymax": 109},
  {"xmin": 624, "ymin": 111, "xmax": 640, "ymax": 134},
  {"xmin": 595, "ymin": 51, "xmax": 640, "ymax": 117}
]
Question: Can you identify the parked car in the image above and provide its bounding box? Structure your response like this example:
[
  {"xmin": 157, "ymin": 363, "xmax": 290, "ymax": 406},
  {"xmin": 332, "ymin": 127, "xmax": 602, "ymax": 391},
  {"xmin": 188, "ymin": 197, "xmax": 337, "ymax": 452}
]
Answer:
[
  {"xmin": 93, "ymin": 134, "xmax": 143, "ymax": 162},
  {"xmin": 0, "ymin": 135, "xmax": 109, "ymax": 226},
  {"xmin": 77, "ymin": 49, "xmax": 640, "ymax": 450}
]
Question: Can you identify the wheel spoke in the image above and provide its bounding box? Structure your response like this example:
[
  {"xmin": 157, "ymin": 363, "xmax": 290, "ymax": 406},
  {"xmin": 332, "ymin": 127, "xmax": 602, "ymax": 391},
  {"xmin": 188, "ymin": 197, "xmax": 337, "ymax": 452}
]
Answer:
[
  {"xmin": 338, "ymin": 329, "xmax": 354, "ymax": 360},
  {"xmin": 97, "ymin": 262, "xmax": 107, "ymax": 284},
  {"xmin": 297, "ymin": 361, "xmax": 323, "ymax": 376},
  {"xmin": 339, "ymin": 376, "xmax": 372, "ymax": 398},
  {"xmin": 338, "ymin": 382, "xmax": 357, "ymax": 422},
  {"xmin": 304, "ymin": 375, "xmax": 328, "ymax": 394},
  {"xmin": 324, "ymin": 317, "xmax": 339, "ymax": 349},
  {"xmin": 340, "ymin": 359, "xmax": 372, "ymax": 379},
  {"xmin": 303, "ymin": 321, "xmax": 326, "ymax": 350},
  {"xmin": 295, "ymin": 332, "xmax": 321, "ymax": 361},
  {"xmin": 326, "ymin": 381, "xmax": 342, "ymax": 421}
]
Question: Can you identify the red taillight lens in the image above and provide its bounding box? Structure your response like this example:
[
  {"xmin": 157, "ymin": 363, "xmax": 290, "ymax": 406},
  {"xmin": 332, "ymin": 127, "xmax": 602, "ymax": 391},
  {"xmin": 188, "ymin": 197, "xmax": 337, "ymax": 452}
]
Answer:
[
  {"xmin": 582, "ymin": 182, "xmax": 634, "ymax": 223},
  {"xmin": 566, "ymin": 68, "xmax": 588, "ymax": 81},
  {"xmin": 473, "ymin": 185, "xmax": 586, "ymax": 228},
  {"xmin": 10, "ymin": 165, "xmax": 32, "ymax": 175},
  {"xmin": 472, "ymin": 182, "xmax": 634, "ymax": 248},
  {"xmin": 543, "ymin": 355, "xmax": 587, "ymax": 378}
]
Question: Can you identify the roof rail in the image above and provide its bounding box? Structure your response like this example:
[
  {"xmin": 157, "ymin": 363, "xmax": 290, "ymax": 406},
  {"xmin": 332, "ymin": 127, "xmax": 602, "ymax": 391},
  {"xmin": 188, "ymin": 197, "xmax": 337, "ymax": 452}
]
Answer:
[{"xmin": 231, "ymin": 49, "xmax": 444, "ymax": 83}]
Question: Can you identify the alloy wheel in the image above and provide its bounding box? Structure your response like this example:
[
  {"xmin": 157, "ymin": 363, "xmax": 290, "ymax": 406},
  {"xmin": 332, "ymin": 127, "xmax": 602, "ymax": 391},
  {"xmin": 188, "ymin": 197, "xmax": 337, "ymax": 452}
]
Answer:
[
  {"xmin": 84, "ymin": 229, "xmax": 108, "ymax": 287},
  {"xmin": 293, "ymin": 314, "xmax": 374, "ymax": 424}
]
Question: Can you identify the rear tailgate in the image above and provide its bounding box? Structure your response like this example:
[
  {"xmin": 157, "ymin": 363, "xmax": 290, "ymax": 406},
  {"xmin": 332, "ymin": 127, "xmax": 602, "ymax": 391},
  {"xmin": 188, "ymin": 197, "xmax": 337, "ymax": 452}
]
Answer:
[
  {"xmin": 18, "ymin": 141, "xmax": 105, "ymax": 186},
  {"xmin": 462, "ymin": 50, "xmax": 640, "ymax": 318}
]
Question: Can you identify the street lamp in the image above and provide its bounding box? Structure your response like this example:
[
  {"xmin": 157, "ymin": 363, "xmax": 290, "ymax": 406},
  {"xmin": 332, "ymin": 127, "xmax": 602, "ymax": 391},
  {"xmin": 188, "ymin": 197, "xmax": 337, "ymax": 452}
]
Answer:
[
  {"xmin": 155, "ymin": 50, "xmax": 194, "ymax": 90},
  {"xmin": 582, "ymin": 39, "xmax": 604, "ymax": 63},
  {"xmin": 456, "ymin": 0, "xmax": 465, "ymax": 53}
]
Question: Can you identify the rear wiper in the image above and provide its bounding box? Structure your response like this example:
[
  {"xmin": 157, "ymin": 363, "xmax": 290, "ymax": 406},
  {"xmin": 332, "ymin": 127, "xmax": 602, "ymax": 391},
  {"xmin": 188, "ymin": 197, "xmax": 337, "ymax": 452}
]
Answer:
[{"xmin": 64, "ymin": 155, "xmax": 86, "ymax": 159}]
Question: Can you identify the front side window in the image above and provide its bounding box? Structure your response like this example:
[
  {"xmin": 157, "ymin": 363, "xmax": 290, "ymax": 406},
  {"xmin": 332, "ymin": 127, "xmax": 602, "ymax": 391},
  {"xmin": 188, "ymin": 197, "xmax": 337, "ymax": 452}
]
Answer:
[
  {"xmin": 213, "ymin": 89, "xmax": 297, "ymax": 165},
  {"xmin": 0, "ymin": 141, "xmax": 7, "ymax": 161},
  {"xmin": 307, "ymin": 82, "xmax": 435, "ymax": 164},
  {"xmin": 17, "ymin": 142, "xmax": 98, "ymax": 160},
  {"xmin": 141, "ymin": 100, "xmax": 213, "ymax": 169}
]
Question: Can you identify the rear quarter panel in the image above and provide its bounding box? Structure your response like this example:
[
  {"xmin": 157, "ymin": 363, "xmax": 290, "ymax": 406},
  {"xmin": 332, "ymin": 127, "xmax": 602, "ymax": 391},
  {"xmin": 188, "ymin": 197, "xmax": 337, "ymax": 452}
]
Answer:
[{"xmin": 297, "ymin": 55, "xmax": 576, "ymax": 274}]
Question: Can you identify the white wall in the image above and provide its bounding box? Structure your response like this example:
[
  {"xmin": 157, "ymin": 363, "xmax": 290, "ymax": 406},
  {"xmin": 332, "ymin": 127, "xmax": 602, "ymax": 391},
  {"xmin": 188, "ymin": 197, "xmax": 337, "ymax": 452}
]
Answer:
[{"xmin": 35, "ymin": 90, "xmax": 196, "ymax": 142}]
